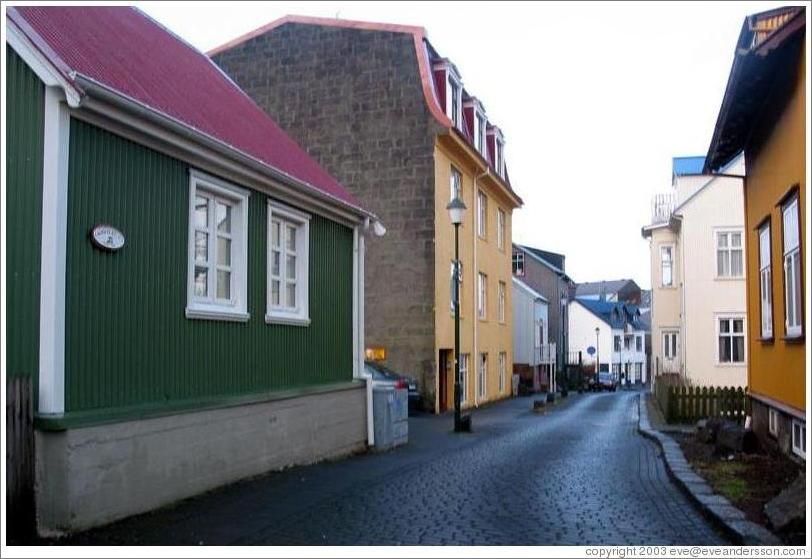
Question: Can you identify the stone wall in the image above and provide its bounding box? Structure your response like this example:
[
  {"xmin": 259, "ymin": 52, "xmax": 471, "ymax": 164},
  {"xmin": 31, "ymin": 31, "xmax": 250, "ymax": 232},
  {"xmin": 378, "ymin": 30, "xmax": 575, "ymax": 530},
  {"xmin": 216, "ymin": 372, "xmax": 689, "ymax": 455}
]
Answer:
[
  {"xmin": 35, "ymin": 384, "xmax": 367, "ymax": 534},
  {"xmin": 212, "ymin": 24, "xmax": 444, "ymax": 403}
]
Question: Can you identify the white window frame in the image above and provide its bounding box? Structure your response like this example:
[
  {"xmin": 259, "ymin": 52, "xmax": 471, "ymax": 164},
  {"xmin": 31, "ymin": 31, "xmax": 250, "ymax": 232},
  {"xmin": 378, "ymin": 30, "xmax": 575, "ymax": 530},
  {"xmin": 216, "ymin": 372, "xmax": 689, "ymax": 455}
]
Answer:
[
  {"xmin": 662, "ymin": 331, "xmax": 678, "ymax": 360},
  {"xmin": 759, "ymin": 222, "xmax": 773, "ymax": 339},
  {"xmin": 186, "ymin": 170, "xmax": 250, "ymax": 322},
  {"xmin": 266, "ymin": 201, "xmax": 311, "ymax": 326},
  {"xmin": 782, "ymin": 195, "xmax": 802, "ymax": 337},
  {"xmin": 475, "ymin": 111, "xmax": 486, "ymax": 154},
  {"xmin": 459, "ymin": 353, "xmax": 469, "ymax": 405},
  {"xmin": 450, "ymin": 166, "xmax": 462, "ymax": 202},
  {"xmin": 791, "ymin": 419, "xmax": 805, "ymax": 459},
  {"xmin": 512, "ymin": 252, "xmax": 525, "ymax": 276},
  {"xmin": 447, "ymin": 75, "xmax": 462, "ymax": 129},
  {"xmin": 715, "ymin": 229, "xmax": 744, "ymax": 279},
  {"xmin": 498, "ymin": 352, "xmax": 506, "ymax": 393},
  {"xmin": 717, "ymin": 316, "xmax": 745, "ymax": 364},
  {"xmin": 636, "ymin": 335, "xmax": 642, "ymax": 352},
  {"xmin": 478, "ymin": 352, "xmax": 487, "ymax": 399},
  {"xmin": 497, "ymin": 208, "xmax": 506, "ymax": 250},
  {"xmin": 660, "ymin": 245, "xmax": 674, "ymax": 287},
  {"xmin": 498, "ymin": 281, "xmax": 506, "ymax": 323},
  {"xmin": 613, "ymin": 335, "xmax": 621, "ymax": 352},
  {"xmin": 478, "ymin": 272, "xmax": 487, "ymax": 320},
  {"xmin": 495, "ymin": 138, "xmax": 505, "ymax": 178},
  {"xmin": 768, "ymin": 407, "xmax": 779, "ymax": 437},
  {"xmin": 477, "ymin": 190, "xmax": 488, "ymax": 238},
  {"xmin": 450, "ymin": 260, "xmax": 463, "ymax": 314}
]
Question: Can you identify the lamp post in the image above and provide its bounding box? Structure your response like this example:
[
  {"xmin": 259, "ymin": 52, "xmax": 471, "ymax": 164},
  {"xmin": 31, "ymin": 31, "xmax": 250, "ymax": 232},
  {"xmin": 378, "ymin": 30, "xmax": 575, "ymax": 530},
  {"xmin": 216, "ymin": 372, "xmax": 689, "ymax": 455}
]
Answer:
[
  {"xmin": 595, "ymin": 327, "xmax": 600, "ymax": 387},
  {"xmin": 447, "ymin": 196, "xmax": 467, "ymax": 432}
]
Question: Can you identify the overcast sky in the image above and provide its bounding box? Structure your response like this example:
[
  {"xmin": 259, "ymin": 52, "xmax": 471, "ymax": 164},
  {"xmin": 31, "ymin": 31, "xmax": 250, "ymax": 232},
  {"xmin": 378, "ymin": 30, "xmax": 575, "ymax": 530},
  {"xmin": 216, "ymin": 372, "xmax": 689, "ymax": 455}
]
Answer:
[{"xmin": 137, "ymin": 0, "xmax": 786, "ymax": 289}]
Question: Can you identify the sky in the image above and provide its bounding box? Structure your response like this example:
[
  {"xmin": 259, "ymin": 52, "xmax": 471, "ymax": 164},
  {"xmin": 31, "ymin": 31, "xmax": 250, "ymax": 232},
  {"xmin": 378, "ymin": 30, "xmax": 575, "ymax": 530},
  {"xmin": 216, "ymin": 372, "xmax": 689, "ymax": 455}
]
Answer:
[{"xmin": 137, "ymin": 0, "xmax": 788, "ymax": 289}]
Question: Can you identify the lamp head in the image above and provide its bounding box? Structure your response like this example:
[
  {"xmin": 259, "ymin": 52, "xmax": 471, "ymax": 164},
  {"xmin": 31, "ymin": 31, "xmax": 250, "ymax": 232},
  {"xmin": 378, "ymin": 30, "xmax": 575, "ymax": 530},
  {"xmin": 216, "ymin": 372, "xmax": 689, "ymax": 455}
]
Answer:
[{"xmin": 446, "ymin": 197, "xmax": 467, "ymax": 225}]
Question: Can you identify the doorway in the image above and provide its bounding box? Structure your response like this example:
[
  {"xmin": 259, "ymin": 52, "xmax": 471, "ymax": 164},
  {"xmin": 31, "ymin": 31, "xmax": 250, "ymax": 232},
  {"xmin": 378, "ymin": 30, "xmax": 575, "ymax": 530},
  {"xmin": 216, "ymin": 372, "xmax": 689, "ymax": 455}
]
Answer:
[{"xmin": 438, "ymin": 349, "xmax": 452, "ymax": 413}]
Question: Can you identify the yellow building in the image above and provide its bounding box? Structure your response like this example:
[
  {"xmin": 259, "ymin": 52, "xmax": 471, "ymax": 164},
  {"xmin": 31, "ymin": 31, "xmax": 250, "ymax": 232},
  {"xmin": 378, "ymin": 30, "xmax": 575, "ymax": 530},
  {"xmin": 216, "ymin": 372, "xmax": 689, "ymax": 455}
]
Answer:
[{"xmin": 705, "ymin": 6, "xmax": 806, "ymax": 459}]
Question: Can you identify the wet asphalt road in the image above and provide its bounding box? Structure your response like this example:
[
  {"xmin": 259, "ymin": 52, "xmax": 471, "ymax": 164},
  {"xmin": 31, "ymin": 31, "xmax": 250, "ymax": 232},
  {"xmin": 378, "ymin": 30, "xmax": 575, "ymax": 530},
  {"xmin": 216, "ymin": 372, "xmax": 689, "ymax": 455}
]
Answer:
[{"xmin": 65, "ymin": 389, "xmax": 727, "ymax": 545}]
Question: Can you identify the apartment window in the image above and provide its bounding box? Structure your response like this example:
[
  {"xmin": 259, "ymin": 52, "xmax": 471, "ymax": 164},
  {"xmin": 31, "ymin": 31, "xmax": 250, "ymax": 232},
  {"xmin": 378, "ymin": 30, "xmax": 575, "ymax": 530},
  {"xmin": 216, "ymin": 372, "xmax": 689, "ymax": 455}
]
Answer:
[
  {"xmin": 623, "ymin": 335, "xmax": 631, "ymax": 350},
  {"xmin": 495, "ymin": 139, "xmax": 505, "ymax": 178},
  {"xmin": 267, "ymin": 201, "xmax": 311, "ymax": 325},
  {"xmin": 791, "ymin": 420, "xmax": 805, "ymax": 459},
  {"xmin": 450, "ymin": 166, "xmax": 462, "ymax": 202},
  {"xmin": 477, "ymin": 191, "xmax": 488, "ymax": 238},
  {"xmin": 634, "ymin": 362, "xmax": 642, "ymax": 381},
  {"xmin": 768, "ymin": 408, "xmax": 779, "ymax": 437},
  {"xmin": 759, "ymin": 222, "xmax": 773, "ymax": 339},
  {"xmin": 449, "ymin": 77, "xmax": 461, "ymax": 128},
  {"xmin": 497, "ymin": 209, "xmax": 506, "ymax": 250},
  {"xmin": 716, "ymin": 230, "xmax": 744, "ymax": 278},
  {"xmin": 661, "ymin": 245, "xmax": 673, "ymax": 286},
  {"xmin": 636, "ymin": 336, "xmax": 642, "ymax": 352},
  {"xmin": 612, "ymin": 363, "xmax": 621, "ymax": 375},
  {"xmin": 512, "ymin": 252, "xmax": 525, "ymax": 276},
  {"xmin": 475, "ymin": 113, "xmax": 486, "ymax": 154},
  {"xmin": 459, "ymin": 353, "xmax": 469, "ymax": 405},
  {"xmin": 663, "ymin": 331, "xmax": 678, "ymax": 360},
  {"xmin": 478, "ymin": 353, "xmax": 488, "ymax": 399},
  {"xmin": 718, "ymin": 317, "xmax": 745, "ymax": 364},
  {"xmin": 187, "ymin": 170, "xmax": 249, "ymax": 321},
  {"xmin": 478, "ymin": 272, "xmax": 487, "ymax": 319},
  {"xmin": 498, "ymin": 352, "xmax": 506, "ymax": 393},
  {"xmin": 498, "ymin": 281, "xmax": 506, "ymax": 323},
  {"xmin": 613, "ymin": 335, "xmax": 621, "ymax": 352},
  {"xmin": 782, "ymin": 195, "xmax": 802, "ymax": 337},
  {"xmin": 450, "ymin": 260, "xmax": 463, "ymax": 314}
]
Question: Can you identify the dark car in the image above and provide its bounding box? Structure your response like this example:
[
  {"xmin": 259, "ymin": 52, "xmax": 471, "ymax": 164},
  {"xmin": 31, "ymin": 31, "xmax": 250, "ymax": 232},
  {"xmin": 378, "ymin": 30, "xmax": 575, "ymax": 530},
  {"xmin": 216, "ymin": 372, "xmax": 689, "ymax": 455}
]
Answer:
[
  {"xmin": 364, "ymin": 361, "xmax": 421, "ymax": 412},
  {"xmin": 596, "ymin": 371, "xmax": 618, "ymax": 392}
]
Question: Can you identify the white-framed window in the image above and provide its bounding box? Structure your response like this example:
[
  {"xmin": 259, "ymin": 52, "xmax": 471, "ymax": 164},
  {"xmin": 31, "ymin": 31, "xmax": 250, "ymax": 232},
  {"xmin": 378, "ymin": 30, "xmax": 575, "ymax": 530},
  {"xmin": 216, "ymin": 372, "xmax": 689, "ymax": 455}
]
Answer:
[
  {"xmin": 613, "ymin": 335, "xmax": 621, "ymax": 352},
  {"xmin": 612, "ymin": 363, "xmax": 621, "ymax": 375},
  {"xmin": 661, "ymin": 245, "xmax": 674, "ymax": 287},
  {"xmin": 498, "ymin": 281, "xmax": 506, "ymax": 323},
  {"xmin": 477, "ymin": 190, "xmax": 488, "ymax": 238},
  {"xmin": 497, "ymin": 208, "xmax": 506, "ymax": 250},
  {"xmin": 663, "ymin": 331, "xmax": 678, "ymax": 360},
  {"xmin": 716, "ymin": 230, "xmax": 744, "ymax": 278},
  {"xmin": 475, "ymin": 112, "xmax": 486, "ymax": 154},
  {"xmin": 267, "ymin": 201, "xmax": 311, "ymax": 325},
  {"xmin": 478, "ymin": 352, "xmax": 488, "ymax": 399},
  {"xmin": 498, "ymin": 352, "xmax": 506, "ymax": 393},
  {"xmin": 782, "ymin": 195, "xmax": 802, "ymax": 337},
  {"xmin": 718, "ymin": 317, "xmax": 745, "ymax": 364},
  {"xmin": 512, "ymin": 252, "xmax": 525, "ymax": 276},
  {"xmin": 448, "ymin": 76, "xmax": 462, "ymax": 129},
  {"xmin": 623, "ymin": 335, "xmax": 631, "ymax": 350},
  {"xmin": 791, "ymin": 419, "xmax": 805, "ymax": 459},
  {"xmin": 634, "ymin": 362, "xmax": 642, "ymax": 381},
  {"xmin": 495, "ymin": 139, "xmax": 505, "ymax": 178},
  {"xmin": 450, "ymin": 166, "xmax": 462, "ymax": 202},
  {"xmin": 478, "ymin": 272, "xmax": 487, "ymax": 319},
  {"xmin": 450, "ymin": 260, "xmax": 463, "ymax": 314},
  {"xmin": 636, "ymin": 336, "xmax": 642, "ymax": 352},
  {"xmin": 186, "ymin": 170, "xmax": 249, "ymax": 322},
  {"xmin": 459, "ymin": 353, "xmax": 469, "ymax": 405},
  {"xmin": 768, "ymin": 408, "xmax": 779, "ymax": 437},
  {"xmin": 759, "ymin": 222, "xmax": 773, "ymax": 339}
]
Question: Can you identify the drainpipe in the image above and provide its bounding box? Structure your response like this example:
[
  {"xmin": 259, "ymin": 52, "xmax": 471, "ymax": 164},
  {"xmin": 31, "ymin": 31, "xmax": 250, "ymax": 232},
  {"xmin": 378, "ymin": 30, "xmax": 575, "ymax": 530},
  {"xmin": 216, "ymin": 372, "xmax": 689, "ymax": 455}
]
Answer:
[
  {"xmin": 473, "ymin": 167, "xmax": 490, "ymax": 407},
  {"xmin": 358, "ymin": 217, "xmax": 384, "ymax": 446}
]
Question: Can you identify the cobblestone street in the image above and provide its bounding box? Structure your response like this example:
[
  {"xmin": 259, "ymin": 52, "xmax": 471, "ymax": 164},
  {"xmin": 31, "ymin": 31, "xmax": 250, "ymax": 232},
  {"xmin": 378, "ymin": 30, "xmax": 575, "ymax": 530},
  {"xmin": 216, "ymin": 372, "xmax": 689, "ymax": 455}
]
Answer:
[{"xmin": 65, "ymin": 390, "xmax": 727, "ymax": 545}]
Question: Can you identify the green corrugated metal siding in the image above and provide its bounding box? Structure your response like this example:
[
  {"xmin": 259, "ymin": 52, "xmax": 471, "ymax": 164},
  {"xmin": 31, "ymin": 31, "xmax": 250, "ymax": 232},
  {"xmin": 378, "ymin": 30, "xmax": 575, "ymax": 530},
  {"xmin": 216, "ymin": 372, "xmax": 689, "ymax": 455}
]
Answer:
[
  {"xmin": 65, "ymin": 118, "xmax": 353, "ymax": 414},
  {"xmin": 6, "ymin": 48, "xmax": 44, "ymax": 389}
]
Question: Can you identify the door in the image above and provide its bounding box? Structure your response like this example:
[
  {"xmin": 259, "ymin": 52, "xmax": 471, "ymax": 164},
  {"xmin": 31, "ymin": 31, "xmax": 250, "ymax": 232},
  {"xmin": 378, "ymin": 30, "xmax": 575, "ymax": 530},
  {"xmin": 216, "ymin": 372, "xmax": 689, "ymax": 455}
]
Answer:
[{"xmin": 438, "ymin": 349, "xmax": 451, "ymax": 413}]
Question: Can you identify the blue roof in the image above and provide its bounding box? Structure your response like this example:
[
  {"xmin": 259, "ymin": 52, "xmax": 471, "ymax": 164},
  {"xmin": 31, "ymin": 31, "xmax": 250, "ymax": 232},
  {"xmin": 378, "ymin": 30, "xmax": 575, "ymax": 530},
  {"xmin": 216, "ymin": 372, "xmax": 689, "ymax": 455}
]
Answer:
[
  {"xmin": 672, "ymin": 156, "xmax": 706, "ymax": 177},
  {"xmin": 576, "ymin": 299, "xmax": 645, "ymax": 331}
]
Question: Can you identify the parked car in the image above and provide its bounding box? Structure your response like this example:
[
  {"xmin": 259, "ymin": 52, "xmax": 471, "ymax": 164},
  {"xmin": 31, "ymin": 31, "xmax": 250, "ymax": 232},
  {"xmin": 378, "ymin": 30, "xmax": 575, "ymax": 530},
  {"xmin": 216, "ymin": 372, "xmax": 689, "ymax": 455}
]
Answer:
[
  {"xmin": 595, "ymin": 371, "xmax": 618, "ymax": 392},
  {"xmin": 363, "ymin": 361, "xmax": 421, "ymax": 412}
]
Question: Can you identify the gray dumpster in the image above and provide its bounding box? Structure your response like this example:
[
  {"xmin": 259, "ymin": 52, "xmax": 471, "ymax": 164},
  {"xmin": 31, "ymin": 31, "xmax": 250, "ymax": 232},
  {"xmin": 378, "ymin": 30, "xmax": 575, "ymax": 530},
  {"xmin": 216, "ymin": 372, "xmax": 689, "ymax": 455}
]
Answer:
[{"xmin": 372, "ymin": 385, "xmax": 408, "ymax": 450}]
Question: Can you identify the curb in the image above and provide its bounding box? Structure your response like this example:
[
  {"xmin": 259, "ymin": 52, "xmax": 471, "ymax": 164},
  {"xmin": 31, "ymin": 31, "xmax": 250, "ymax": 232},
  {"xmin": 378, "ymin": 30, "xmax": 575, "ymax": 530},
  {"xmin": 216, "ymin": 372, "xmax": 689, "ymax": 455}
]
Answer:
[{"xmin": 637, "ymin": 394, "xmax": 780, "ymax": 545}]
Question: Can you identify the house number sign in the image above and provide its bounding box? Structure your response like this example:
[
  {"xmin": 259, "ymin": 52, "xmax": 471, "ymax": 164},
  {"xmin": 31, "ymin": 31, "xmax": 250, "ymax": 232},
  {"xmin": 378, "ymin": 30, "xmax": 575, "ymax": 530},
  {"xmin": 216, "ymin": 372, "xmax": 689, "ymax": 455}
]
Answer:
[{"xmin": 90, "ymin": 224, "xmax": 125, "ymax": 252}]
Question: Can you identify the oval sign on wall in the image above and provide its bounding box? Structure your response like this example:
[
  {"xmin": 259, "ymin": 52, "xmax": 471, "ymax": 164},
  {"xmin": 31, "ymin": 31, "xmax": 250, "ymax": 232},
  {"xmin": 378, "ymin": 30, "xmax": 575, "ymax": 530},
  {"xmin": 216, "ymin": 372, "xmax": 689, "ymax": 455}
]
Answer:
[{"xmin": 90, "ymin": 224, "xmax": 125, "ymax": 252}]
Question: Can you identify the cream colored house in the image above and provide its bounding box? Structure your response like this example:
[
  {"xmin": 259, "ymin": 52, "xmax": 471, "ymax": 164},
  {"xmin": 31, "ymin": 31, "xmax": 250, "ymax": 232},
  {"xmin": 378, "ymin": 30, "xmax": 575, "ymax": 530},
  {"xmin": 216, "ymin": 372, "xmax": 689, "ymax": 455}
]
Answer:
[{"xmin": 642, "ymin": 153, "xmax": 747, "ymax": 387}]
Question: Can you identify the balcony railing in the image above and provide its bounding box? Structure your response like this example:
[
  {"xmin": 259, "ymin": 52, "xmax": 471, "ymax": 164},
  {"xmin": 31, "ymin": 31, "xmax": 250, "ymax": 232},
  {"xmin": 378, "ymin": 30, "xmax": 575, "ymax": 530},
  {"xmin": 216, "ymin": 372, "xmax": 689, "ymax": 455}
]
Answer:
[
  {"xmin": 534, "ymin": 343, "xmax": 556, "ymax": 365},
  {"xmin": 651, "ymin": 193, "xmax": 675, "ymax": 224}
]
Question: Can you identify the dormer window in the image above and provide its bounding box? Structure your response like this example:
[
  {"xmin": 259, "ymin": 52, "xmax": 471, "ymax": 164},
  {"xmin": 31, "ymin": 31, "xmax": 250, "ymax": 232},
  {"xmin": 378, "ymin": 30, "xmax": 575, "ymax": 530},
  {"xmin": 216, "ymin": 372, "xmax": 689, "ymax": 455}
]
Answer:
[
  {"xmin": 475, "ymin": 112, "xmax": 486, "ymax": 154},
  {"xmin": 434, "ymin": 59, "xmax": 463, "ymax": 130},
  {"xmin": 495, "ymin": 138, "xmax": 505, "ymax": 178},
  {"xmin": 448, "ymin": 76, "xmax": 462, "ymax": 128}
]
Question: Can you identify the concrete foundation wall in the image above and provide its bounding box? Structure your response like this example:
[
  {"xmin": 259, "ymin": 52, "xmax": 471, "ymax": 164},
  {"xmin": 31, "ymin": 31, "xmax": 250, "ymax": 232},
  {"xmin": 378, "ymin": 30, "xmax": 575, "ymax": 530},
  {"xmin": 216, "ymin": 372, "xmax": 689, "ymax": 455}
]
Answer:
[
  {"xmin": 35, "ymin": 384, "xmax": 367, "ymax": 535},
  {"xmin": 750, "ymin": 397, "xmax": 802, "ymax": 460}
]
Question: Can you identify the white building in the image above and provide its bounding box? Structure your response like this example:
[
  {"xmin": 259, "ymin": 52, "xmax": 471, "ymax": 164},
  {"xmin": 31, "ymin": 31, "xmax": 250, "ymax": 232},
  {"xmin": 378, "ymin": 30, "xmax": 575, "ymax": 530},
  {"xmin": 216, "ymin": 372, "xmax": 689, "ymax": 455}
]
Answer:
[
  {"xmin": 512, "ymin": 278, "xmax": 556, "ymax": 392},
  {"xmin": 569, "ymin": 299, "xmax": 648, "ymax": 384},
  {"xmin": 642, "ymin": 153, "xmax": 747, "ymax": 387}
]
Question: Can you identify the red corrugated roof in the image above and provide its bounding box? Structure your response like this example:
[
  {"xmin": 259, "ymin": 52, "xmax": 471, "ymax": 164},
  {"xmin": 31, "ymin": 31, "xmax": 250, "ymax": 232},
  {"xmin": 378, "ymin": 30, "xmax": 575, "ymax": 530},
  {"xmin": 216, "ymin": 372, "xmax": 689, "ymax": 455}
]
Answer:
[{"xmin": 9, "ymin": 6, "xmax": 362, "ymax": 210}]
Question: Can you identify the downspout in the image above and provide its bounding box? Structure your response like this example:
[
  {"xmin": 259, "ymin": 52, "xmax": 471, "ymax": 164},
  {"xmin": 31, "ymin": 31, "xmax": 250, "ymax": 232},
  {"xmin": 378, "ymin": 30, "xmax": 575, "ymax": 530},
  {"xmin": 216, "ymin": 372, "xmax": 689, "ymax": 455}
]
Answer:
[
  {"xmin": 473, "ymin": 167, "xmax": 490, "ymax": 408},
  {"xmin": 358, "ymin": 217, "xmax": 383, "ymax": 446}
]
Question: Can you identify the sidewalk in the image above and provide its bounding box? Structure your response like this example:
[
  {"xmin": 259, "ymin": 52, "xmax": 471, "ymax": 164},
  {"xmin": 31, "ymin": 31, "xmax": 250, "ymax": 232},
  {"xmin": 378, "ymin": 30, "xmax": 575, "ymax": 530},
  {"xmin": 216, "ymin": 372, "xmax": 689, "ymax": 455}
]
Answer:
[{"xmin": 643, "ymin": 390, "xmax": 695, "ymax": 434}]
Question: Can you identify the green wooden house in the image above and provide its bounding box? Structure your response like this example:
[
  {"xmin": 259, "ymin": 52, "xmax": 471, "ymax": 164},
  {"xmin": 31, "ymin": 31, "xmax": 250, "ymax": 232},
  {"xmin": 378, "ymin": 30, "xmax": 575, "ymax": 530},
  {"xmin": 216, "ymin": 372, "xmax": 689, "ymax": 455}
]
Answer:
[{"xmin": 6, "ymin": 6, "xmax": 380, "ymax": 534}]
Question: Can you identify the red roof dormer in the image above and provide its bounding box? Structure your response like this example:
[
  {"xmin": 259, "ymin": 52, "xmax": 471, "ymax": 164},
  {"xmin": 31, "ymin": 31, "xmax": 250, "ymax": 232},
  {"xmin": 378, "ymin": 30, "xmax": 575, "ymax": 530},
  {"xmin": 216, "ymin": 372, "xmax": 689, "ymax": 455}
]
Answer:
[
  {"xmin": 463, "ymin": 97, "xmax": 487, "ymax": 157},
  {"xmin": 431, "ymin": 58, "xmax": 463, "ymax": 131},
  {"xmin": 486, "ymin": 125, "xmax": 506, "ymax": 179}
]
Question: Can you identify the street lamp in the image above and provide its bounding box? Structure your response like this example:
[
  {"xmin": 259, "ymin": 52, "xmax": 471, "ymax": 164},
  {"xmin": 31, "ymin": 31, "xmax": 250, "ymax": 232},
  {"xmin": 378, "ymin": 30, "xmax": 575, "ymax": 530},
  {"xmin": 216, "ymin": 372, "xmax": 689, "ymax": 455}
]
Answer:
[
  {"xmin": 595, "ymin": 327, "xmax": 600, "ymax": 388},
  {"xmin": 447, "ymin": 196, "xmax": 468, "ymax": 432}
]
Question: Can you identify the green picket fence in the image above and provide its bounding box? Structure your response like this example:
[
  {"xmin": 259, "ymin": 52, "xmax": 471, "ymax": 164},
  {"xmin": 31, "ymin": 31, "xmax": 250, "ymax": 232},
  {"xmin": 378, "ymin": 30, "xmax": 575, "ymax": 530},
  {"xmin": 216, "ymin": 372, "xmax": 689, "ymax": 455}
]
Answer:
[{"xmin": 655, "ymin": 383, "xmax": 748, "ymax": 424}]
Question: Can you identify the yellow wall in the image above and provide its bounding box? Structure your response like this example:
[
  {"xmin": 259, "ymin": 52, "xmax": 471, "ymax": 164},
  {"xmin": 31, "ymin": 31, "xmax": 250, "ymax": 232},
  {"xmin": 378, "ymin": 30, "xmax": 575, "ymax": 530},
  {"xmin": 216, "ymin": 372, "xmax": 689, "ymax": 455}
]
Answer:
[
  {"xmin": 745, "ymin": 48, "xmax": 806, "ymax": 414},
  {"xmin": 434, "ymin": 136, "xmax": 516, "ymax": 412}
]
